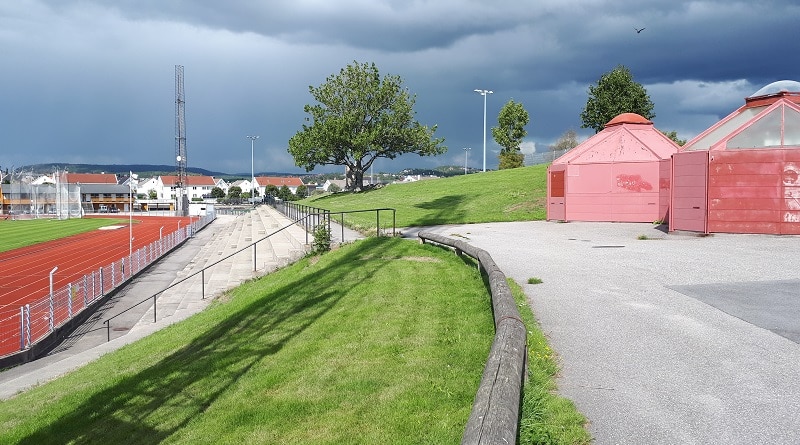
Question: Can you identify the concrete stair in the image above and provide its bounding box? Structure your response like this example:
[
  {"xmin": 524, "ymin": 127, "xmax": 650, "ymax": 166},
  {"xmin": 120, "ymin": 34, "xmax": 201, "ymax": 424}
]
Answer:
[{"xmin": 133, "ymin": 206, "xmax": 310, "ymax": 328}]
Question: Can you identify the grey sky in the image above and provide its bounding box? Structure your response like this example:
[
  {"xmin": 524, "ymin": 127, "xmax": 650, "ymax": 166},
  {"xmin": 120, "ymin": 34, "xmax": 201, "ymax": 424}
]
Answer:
[{"xmin": 2, "ymin": 1, "xmax": 799, "ymax": 174}]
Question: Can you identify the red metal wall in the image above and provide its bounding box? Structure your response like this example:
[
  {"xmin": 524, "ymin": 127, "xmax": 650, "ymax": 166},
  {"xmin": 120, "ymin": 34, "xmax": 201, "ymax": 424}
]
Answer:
[
  {"xmin": 707, "ymin": 149, "xmax": 800, "ymax": 234},
  {"xmin": 559, "ymin": 161, "xmax": 665, "ymax": 222}
]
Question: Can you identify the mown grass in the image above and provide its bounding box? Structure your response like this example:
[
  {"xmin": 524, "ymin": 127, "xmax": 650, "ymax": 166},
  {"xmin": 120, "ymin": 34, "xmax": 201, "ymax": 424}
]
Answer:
[
  {"xmin": 0, "ymin": 238, "xmax": 495, "ymax": 444},
  {"xmin": 302, "ymin": 165, "xmax": 548, "ymax": 233},
  {"xmin": 0, "ymin": 218, "xmax": 128, "ymax": 253}
]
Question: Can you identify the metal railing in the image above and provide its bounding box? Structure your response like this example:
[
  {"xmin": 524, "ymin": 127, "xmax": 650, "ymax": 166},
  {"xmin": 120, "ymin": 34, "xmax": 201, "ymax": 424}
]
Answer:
[
  {"xmin": 0, "ymin": 212, "xmax": 215, "ymax": 360},
  {"xmin": 102, "ymin": 204, "xmax": 396, "ymax": 340},
  {"xmin": 273, "ymin": 200, "xmax": 396, "ymax": 242},
  {"xmin": 417, "ymin": 231, "xmax": 527, "ymax": 445}
]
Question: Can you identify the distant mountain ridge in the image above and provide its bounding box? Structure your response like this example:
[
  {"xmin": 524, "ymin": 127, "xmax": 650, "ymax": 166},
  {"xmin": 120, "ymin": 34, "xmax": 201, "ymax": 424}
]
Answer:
[{"xmin": 18, "ymin": 163, "xmax": 289, "ymax": 179}]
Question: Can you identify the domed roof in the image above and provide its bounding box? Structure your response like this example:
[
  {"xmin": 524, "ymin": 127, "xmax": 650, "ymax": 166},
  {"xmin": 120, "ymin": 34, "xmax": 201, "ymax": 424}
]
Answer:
[
  {"xmin": 748, "ymin": 80, "xmax": 800, "ymax": 98},
  {"xmin": 604, "ymin": 113, "xmax": 652, "ymax": 128}
]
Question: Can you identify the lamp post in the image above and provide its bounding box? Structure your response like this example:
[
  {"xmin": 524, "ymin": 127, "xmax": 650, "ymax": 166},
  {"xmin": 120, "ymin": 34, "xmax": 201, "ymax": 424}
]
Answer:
[
  {"xmin": 473, "ymin": 89, "xmax": 493, "ymax": 172},
  {"xmin": 128, "ymin": 172, "xmax": 138, "ymax": 261},
  {"xmin": 247, "ymin": 135, "xmax": 259, "ymax": 207},
  {"xmin": 463, "ymin": 147, "xmax": 471, "ymax": 175}
]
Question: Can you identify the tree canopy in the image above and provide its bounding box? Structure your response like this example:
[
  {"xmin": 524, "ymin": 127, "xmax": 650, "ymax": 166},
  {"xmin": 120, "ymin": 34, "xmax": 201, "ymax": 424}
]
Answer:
[
  {"xmin": 492, "ymin": 99, "xmax": 529, "ymax": 169},
  {"xmin": 551, "ymin": 129, "xmax": 580, "ymax": 152},
  {"xmin": 580, "ymin": 65, "xmax": 655, "ymax": 133},
  {"xmin": 660, "ymin": 130, "xmax": 686, "ymax": 146},
  {"xmin": 288, "ymin": 61, "xmax": 446, "ymax": 191}
]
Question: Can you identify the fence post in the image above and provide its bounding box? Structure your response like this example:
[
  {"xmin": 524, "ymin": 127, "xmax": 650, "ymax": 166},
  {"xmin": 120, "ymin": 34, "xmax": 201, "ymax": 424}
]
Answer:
[
  {"xmin": 24, "ymin": 305, "xmax": 30, "ymax": 349},
  {"xmin": 83, "ymin": 275, "xmax": 89, "ymax": 308},
  {"xmin": 68, "ymin": 284, "xmax": 73, "ymax": 318},
  {"xmin": 19, "ymin": 306, "xmax": 25, "ymax": 351},
  {"xmin": 100, "ymin": 267, "xmax": 104, "ymax": 297},
  {"xmin": 49, "ymin": 290, "xmax": 54, "ymax": 332},
  {"xmin": 376, "ymin": 210, "xmax": 380, "ymax": 236}
]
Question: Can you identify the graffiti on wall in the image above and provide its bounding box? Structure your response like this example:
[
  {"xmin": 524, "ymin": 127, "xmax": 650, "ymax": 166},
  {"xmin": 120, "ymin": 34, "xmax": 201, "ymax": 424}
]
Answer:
[
  {"xmin": 616, "ymin": 174, "xmax": 653, "ymax": 192},
  {"xmin": 784, "ymin": 163, "xmax": 800, "ymax": 222}
]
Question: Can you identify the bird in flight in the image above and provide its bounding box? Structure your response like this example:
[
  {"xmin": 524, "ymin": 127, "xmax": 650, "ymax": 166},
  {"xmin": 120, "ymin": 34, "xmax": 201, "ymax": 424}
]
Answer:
[{"xmin": 635, "ymin": 27, "xmax": 645, "ymax": 33}]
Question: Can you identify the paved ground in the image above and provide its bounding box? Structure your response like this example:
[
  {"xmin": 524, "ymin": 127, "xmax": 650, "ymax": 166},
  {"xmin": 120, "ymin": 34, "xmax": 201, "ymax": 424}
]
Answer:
[{"xmin": 407, "ymin": 221, "xmax": 800, "ymax": 445}]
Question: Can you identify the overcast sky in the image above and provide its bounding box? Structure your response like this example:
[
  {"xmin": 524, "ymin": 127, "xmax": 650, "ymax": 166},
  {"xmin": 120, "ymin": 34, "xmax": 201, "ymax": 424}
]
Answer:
[{"xmin": 2, "ymin": 0, "xmax": 799, "ymax": 175}]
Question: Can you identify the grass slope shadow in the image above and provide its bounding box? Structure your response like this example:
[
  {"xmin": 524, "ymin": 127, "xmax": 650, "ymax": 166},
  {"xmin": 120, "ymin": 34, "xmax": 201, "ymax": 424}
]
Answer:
[{"xmin": 13, "ymin": 240, "xmax": 390, "ymax": 445}]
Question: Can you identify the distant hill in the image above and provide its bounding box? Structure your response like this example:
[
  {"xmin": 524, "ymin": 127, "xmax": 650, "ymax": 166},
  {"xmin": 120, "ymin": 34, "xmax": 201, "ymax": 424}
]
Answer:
[
  {"xmin": 16, "ymin": 163, "xmax": 476, "ymax": 179},
  {"xmin": 18, "ymin": 163, "xmax": 293, "ymax": 179}
]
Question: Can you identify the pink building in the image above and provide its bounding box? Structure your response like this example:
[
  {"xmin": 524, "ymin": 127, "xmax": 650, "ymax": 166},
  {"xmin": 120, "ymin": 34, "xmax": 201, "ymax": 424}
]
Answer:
[
  {"xmin": 547, "ymin": 113, "xmax": 679, "ymax": 222},
  {"xmin": 671, "ymin": 80, "xmax": 800, "ymax": 234}
]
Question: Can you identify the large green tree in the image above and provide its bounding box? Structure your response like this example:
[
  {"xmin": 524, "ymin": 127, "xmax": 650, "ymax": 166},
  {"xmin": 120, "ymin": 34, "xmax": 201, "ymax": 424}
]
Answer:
[
  {"xmin": 288, "ymin": 61, "xmax": 446, "ymax": 191},
  {"xmin": 492, "ymin": 99, "xmax": 529, "ymax": 170},
  {"xmin": 580, "ymin": 65, "xmax": 655, "ymax": 133}
]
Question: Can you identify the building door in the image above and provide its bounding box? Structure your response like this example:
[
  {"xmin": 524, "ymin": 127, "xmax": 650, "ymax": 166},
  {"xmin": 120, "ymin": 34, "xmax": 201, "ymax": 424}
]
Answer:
[
  {"xmin": 548, "ymin": 168, "xmax": 566, "ymax": 220},
  {"xmin": 670, "ymin": 151, "xmax": 708, "ymax": 233}
]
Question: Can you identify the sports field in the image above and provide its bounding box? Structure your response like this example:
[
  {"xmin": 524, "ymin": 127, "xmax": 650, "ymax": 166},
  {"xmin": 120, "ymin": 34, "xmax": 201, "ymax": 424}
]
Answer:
[{"xmin": 0, "ymin": 216, "xmax": 194, "ymax": 357}]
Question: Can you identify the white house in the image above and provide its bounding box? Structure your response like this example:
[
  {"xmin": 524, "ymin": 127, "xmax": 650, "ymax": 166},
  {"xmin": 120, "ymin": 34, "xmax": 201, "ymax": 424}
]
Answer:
[
  {"xmin": 135, "ymin": 177, "xmax": 160, "ymax": 198},
  {"xmin": 321, "ymin": 179, "xmax": 346, "ymax": 192},
  {"xmin": 254, "ymin": 176, "xmax": 305, "ymax": 196}
]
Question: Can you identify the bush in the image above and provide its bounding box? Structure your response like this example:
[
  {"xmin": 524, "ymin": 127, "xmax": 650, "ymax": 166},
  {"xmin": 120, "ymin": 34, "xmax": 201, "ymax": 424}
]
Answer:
[{"xmin": 312, "ymin": 223, "xmax": 332, "ymax": 254}]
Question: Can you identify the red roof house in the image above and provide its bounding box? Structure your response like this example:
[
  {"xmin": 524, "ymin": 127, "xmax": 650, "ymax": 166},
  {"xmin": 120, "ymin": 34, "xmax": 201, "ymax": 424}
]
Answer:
[
  {"xmin": 547, "ymin": 113, "xmax": 679, "ymax": 222},
  {"xmin": 64, "ymin": 173, "xmax": 118, "ymax": 184}
]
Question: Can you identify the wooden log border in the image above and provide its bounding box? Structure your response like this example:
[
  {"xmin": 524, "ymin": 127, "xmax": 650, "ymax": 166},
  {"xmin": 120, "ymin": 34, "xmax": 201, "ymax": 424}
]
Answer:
[{"xmin": 418, "ymin": 231, "xmax": 527, "ymax": 445}]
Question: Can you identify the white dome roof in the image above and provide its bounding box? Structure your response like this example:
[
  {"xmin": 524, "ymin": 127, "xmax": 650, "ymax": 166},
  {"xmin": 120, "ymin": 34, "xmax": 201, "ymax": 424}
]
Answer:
[{"xmin": 748, "ymin": 80, "xmax": 800, "ymax": 98}]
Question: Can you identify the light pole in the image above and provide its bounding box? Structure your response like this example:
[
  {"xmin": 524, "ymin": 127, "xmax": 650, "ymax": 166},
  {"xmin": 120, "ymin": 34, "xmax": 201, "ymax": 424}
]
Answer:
[
  {"xmin": 247, "ymin": 135, "xmax": 259, "ymax": 207},
  {"xmin": 474, "ymin": 89, "xmax": 493, "ymax": 172},
  {"xmin": 463, "ymin": 147, "xmax": 471, "ymax": 175},
  {"xmin": 128, "ymin": 172, "xmax": 137, "ymax": 260}
]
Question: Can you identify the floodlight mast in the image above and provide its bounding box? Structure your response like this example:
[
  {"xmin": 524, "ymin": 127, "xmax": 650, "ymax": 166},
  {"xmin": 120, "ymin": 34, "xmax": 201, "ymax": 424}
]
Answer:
[
  {"xmin": 474, "ymin": 89, "xmax": 493, "ymax": 172},
  {"xmin": 175, "ymin": 65, "xmax": 188, "ymax": 216}
]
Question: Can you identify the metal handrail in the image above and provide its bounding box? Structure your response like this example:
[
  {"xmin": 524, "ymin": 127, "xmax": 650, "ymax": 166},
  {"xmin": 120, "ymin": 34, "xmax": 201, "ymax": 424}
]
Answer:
[
  {"xmin": 275, "ymin": 200, "xmax": 396, "ymax": 239},
  {"xmin": 102, "ymin": 207, "xmax": 396, "ymax": 341},
  {"xmin": 102, "ymin": 214, "xmax": 312, "ymax": 340}
]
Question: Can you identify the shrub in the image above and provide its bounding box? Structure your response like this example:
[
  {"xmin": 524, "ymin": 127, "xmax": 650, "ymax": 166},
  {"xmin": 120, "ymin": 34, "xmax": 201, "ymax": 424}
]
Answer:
[{"xmin": 312, "ymin": 223, "xmax": 332, "ymax": 254}]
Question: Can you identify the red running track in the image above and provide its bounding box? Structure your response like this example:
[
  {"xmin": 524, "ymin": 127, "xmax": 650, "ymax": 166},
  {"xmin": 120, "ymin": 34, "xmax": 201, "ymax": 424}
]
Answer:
[{"xmin": 0, "ymin": 215, "xmax": 194, "ymax": 357}]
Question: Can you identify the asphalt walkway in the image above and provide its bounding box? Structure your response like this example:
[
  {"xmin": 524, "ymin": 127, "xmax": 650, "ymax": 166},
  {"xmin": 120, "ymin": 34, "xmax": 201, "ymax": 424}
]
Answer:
[{"xmin": 408, "ymin": 221, "xmax": 800, "ymax": 445}]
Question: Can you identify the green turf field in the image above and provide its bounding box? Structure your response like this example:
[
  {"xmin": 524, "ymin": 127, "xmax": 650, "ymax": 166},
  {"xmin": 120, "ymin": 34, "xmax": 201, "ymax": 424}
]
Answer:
[{"xmin": 0, "ymin": 218, "xmax": 127, "ymax": 253}]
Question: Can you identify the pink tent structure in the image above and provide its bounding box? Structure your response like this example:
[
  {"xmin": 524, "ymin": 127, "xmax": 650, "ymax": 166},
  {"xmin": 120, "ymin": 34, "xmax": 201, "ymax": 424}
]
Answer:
[
  {"xmin": 547, "ymin": 113, "xmax": 679, "ymax": 222},
  {"xmin": 671, "ymin": 80, "xmax": 800, "ymax": 234}
]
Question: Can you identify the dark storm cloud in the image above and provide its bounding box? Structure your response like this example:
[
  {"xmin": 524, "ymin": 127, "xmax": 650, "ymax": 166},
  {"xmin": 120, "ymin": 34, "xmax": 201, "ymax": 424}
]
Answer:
[{"xmin": 3, "ymin": 0, "xmax": 800, "ymax": 174}]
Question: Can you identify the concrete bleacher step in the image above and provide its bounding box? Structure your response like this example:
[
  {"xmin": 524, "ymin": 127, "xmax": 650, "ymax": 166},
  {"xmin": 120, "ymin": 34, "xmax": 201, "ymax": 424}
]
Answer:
[{"xmin": 133, "ymin": 207, "xmax": 310, "ymax": 329}]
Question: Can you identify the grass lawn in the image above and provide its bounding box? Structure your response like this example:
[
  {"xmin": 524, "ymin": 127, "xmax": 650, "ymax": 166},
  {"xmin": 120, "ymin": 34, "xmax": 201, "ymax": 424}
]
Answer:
[
  {"xmin": 0, "ymin": 218, "xmax": 128, "ymax": 253},
  {"xmin": 301, "ymin": 165, "xmax": 548, "ymax": 233},
  {"xmin": 0, "ymin": 238, "xmax": 496, "ymax": 444}
]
